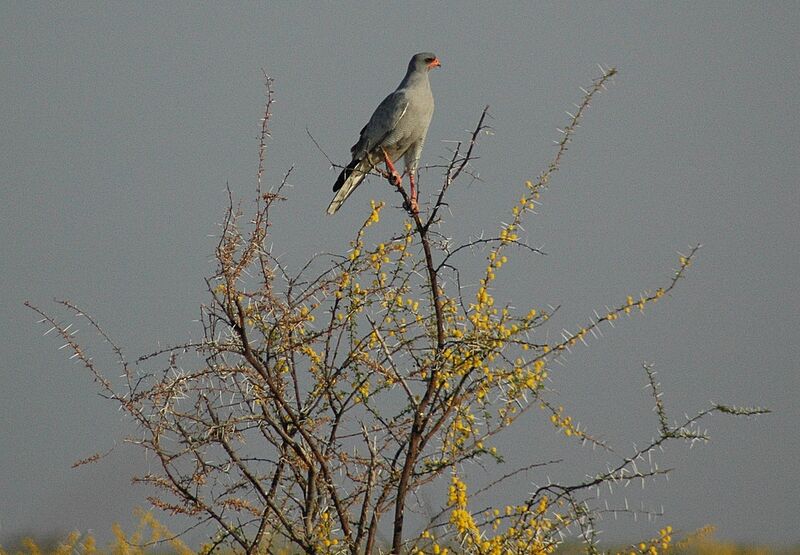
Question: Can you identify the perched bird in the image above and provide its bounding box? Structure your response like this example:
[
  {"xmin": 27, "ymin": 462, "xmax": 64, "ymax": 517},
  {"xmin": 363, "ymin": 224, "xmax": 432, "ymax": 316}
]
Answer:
[{"xmin": 327, "ymin": 52, "xmax": 441, "ymax": 215}]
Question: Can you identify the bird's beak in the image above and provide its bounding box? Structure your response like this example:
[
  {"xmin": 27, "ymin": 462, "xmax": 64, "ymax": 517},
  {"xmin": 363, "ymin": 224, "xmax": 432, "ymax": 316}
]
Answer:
[{"xmin": 428, "ymin": 57, "xmax": 441, "ymax": 69}]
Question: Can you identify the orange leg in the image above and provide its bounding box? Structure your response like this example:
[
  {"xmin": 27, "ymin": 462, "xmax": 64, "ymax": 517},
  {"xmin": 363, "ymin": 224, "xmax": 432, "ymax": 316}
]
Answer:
[
  {"xmin": 408, "ymin": 172, "xmax": 419, "ymax": 214},
  {"xmin": 381, "ymin": 147, "xmax": 402, "ymax": 187}
]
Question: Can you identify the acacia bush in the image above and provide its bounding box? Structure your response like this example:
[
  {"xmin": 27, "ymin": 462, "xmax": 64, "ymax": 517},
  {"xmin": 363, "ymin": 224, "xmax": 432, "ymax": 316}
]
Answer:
[{"xmin": 29, "ymin": 68, "xmax": 767, "ymax": 555}]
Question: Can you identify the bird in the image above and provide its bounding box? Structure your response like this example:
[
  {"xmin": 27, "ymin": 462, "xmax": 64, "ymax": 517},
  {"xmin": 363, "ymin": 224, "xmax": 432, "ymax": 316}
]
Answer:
[{"xmin": 327, "ymin": 52, "xmax": 441, "ymax": 215}]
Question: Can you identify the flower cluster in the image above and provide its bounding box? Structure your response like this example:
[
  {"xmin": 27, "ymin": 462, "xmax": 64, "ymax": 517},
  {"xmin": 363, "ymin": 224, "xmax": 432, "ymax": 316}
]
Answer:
[{"xmin": 444, "ymin": 475, "xmax": 556, "ymax": 555}]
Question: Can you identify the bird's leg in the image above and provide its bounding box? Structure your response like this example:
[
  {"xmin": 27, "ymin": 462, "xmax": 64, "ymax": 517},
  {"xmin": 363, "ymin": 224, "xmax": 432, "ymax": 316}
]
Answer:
[
  {"xmin": 408, "ymin": 172, "xmax": 419, "ymax": 214},
  {"xmin": 381, "ymin": 147, "xmax": 402, "ymax": 188}
]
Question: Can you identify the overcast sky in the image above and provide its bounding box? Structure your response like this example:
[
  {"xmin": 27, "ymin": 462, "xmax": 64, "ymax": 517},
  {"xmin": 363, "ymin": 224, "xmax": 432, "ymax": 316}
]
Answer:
[{"xmin": 1, "ymin": 2, "xmax": 798, "ymax": 548}]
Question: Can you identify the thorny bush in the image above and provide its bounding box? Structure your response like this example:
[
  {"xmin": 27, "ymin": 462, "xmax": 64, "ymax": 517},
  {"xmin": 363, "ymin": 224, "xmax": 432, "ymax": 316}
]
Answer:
[{"xmin": 28, "ymin": 68, "xmax": 768, "ymax": 555}]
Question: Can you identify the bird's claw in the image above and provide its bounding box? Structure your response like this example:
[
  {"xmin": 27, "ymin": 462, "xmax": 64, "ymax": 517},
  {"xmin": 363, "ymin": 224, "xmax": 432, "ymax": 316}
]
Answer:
[{"xmin": 381, "ymin": 169, "xmax": 402, "ymax": 187}]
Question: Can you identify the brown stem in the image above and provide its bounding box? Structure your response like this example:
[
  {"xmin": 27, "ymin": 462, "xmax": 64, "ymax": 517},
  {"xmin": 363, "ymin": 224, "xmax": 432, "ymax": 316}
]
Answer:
[{"xmin": 388, "ymin": 175, "xmax": 446, "ymax": 553}]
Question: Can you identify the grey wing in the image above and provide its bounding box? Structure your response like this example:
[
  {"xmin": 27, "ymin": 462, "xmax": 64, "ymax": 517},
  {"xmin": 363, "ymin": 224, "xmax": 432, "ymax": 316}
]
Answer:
[{"xmin": 351, "ymin": 91, "xmax": 409, "ymax": 158}]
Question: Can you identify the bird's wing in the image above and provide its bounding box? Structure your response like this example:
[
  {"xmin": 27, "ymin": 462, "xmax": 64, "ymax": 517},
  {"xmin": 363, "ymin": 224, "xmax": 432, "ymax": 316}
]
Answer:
[
  {"xmin": 327, "ymin": 92, "xmax": 409, "ymax": 215},
  {"xmin": 351, "ymin": 90, "xmax": 410, "ymax": 157}
]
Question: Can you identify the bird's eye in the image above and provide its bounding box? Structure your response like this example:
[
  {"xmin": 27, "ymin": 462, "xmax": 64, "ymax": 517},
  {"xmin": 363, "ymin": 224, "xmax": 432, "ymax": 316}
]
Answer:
[{"xmin": 424, "ymin": 57, "xmax": 435, "ymax": 63}]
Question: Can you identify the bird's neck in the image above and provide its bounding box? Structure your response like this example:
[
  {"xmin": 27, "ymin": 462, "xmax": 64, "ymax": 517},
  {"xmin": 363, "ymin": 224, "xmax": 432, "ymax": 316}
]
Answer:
[{"xmin": 399, "ymin": 71, "xmax": 430, "ymax": 90}]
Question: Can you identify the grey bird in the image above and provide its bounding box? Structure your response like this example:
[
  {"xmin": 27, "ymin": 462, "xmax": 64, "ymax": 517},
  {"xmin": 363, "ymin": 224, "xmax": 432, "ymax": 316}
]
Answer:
[{"xmin": 327, "ymin": 52, "xmax": 441, "ymax": 215}]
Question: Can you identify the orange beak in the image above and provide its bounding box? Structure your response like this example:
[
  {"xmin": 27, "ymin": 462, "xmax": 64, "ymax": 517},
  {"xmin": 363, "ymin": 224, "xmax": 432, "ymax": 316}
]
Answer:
[{"xmin": 428, "ymin": 57, "xmax": 442, "ymax": 69}]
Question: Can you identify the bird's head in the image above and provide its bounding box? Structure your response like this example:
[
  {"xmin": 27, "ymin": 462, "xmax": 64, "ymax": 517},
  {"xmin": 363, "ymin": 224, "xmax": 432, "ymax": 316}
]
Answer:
[{"xmin": 410, "ymin": 52, "xmax": 441, "ymax": 72}]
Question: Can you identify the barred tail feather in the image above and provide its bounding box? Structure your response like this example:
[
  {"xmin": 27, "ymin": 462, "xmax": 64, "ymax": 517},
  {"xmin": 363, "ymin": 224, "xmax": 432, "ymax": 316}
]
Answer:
[{"xmin": 327, "ymin": 159, "xmax": 371, "ymax": 214}]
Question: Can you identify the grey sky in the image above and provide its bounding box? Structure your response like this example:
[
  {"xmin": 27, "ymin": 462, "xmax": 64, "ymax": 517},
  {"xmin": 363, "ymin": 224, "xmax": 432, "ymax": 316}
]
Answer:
[{"xmin": 1, "ymin": 2, "xmax": 798, "ymax": 547}]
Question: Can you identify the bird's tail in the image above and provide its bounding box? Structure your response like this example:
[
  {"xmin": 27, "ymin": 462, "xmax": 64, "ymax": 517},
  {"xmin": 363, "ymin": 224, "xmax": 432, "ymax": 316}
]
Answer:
[{"xmin": 327, "ymin": 158, "xmax": 372, "ymax": 214}]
